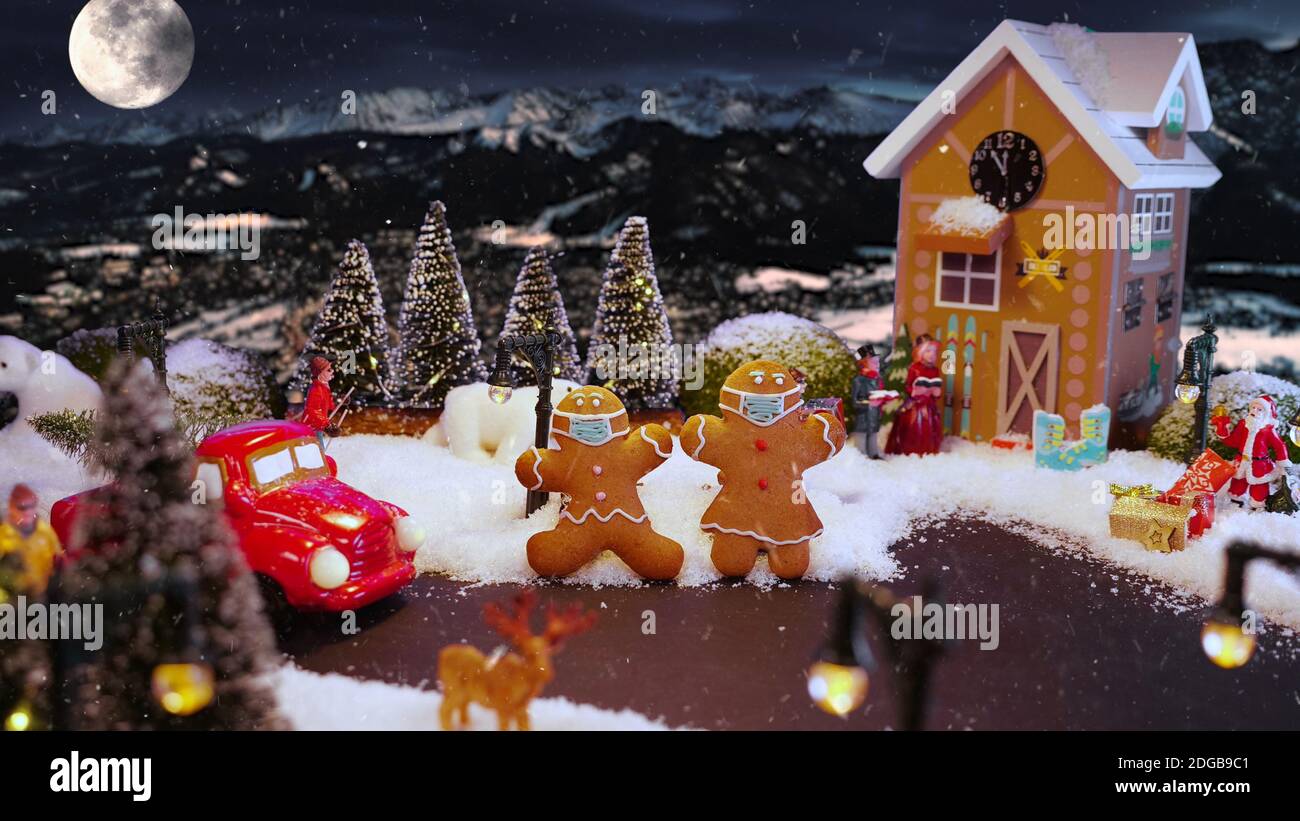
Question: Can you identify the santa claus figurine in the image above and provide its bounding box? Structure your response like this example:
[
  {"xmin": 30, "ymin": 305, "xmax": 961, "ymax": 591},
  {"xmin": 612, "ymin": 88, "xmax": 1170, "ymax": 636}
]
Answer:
[{"xmin": 1211, "ymin": 394, "xmax": 1293, "ymax": 510}]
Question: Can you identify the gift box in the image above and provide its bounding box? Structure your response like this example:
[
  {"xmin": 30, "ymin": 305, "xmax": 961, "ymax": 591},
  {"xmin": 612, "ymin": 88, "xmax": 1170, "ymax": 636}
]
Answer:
[
  {"xmin": 1108, "ymin": 485, "xmax": 1195, "ymax": 553},
  {"xmin": 1156, "ymin": 489, "xmax": 1215, "ymax": 539},
  {"xmin": 1167, "ymin": 449, "xmax": 1235, "ymax": 497},
  {"xmin": 803, "ymin": 397, "xmax": 845, "ymax": 427}
]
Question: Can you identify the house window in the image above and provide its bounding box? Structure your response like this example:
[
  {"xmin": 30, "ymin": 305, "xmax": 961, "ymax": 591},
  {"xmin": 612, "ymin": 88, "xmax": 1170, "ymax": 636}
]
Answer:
[
  {"xmin": 1156, "ymin": 272, "xmax": 1176, "ymax": 322},
  {"xmin": 935, "ymin": 250, "xmax": 1000, "ymax": 310},
  {"xmin": 1166, "ymin": 88, "xmax": 1186, "ymax": 137},
  {"xmin": 1123, "ymin": 278, "xmax": 1145, "ymax": 331},
  {"xmin": 1132, "ymin": 194, "xmax": 1154, "ymax": 240},
  {"xmin": 1154, "ymin": 193, "xmax": 1175, "ymax": 235}
]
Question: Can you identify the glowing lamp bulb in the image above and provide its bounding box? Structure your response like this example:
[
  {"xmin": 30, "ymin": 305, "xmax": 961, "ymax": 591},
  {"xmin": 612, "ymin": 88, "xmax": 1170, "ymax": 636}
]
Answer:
[
  {"xmin": 152, "ymin": 663, "xmax": 216, "ymax": 716},
  {"xmin": 1200, "ymin": 617, "xmax": 1255, "ymax": 670},
  {"xmin": 489, "ymin": 384, "xmax": 513, "ymax": 405},
  {"xmin": 1174, "ymin": 382, "xmax": 1200, "ymax": 404},
  {"xmin": 4, "ymin": 701, "xmax": 33, "ymax": 731},
  {"xmin": 806, "ymin": 661, "xmax": 869, "ymax": 718}
]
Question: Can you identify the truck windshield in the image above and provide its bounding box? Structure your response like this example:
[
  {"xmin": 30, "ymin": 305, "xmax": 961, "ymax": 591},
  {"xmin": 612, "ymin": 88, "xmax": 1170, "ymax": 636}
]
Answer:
[{"xmin": 248, "ymin": 439, "xmax": 330, "ymax": 489}]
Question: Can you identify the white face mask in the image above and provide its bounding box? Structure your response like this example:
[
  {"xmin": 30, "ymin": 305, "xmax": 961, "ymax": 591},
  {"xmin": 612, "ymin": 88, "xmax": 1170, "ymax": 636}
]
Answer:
[
  {"xmin": 720, "ymin": 384, "xmax": 802, "ymax": 426},
  {"xmin": 553, "ymin": 407, "xmax": 627, "ymax": 445}
]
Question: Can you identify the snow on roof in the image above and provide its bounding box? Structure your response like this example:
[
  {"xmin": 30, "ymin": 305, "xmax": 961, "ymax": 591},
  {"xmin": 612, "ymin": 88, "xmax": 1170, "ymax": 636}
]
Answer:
[
  {"xmin": 864, "ymin": 19, "xmax": 1221, "ymax": 190},
  {"xmin": 927, "ymin": 196, "xmax": 1008, "ymax": 237}
]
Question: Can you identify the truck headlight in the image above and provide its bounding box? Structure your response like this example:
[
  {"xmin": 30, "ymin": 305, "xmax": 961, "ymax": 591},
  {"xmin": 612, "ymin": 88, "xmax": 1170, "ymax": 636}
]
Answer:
[
  {"xmin": 395, "ymin": 517, "xmax": 426, "ymax": 553},
  {"xmin": 309, "ymin": 547, "xmax": 350, "ymax": 589}
]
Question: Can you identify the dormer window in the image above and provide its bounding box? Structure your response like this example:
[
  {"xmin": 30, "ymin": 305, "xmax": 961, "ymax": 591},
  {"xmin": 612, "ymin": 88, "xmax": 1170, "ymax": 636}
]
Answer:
[{"xmin": 1165, "ymin": 88, "xmax": 1186, "ymax": 138}]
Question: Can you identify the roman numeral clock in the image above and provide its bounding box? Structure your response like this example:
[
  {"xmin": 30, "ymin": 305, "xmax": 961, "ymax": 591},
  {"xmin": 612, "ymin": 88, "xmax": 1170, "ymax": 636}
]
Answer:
[{"xmin": 969, "ymin": 130, "xmax": 1045, "ymax": 211}]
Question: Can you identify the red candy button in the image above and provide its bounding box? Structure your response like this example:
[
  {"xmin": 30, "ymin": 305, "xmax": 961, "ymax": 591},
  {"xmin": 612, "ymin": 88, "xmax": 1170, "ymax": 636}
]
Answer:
[
  {"xmin": 758, "ymin": 478, "xmax": 769, "ymax": 490},
  {"xmin": 755, "ymin": 438, "xmax": 768, "ymax": 451}
]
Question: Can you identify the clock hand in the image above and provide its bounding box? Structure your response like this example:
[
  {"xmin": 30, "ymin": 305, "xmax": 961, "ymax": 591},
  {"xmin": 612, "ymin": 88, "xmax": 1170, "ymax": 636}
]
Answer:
[{"xmin": 992, "ymin": 150, "xmax": 1008, "ymax": 177}]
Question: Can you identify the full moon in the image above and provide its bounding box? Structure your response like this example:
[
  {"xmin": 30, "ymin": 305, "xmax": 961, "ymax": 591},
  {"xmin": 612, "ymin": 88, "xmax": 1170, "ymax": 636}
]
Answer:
[{"xmin": 69, "ymin": 0, "xmax": 194, "ymax": 109}]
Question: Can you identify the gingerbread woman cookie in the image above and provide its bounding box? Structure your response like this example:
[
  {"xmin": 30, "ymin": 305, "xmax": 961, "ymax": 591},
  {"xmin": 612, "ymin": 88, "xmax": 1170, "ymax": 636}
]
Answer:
[
  {"xmin": 681, "ymin": 359, "xmax": 845, "ymax": 579},
  {"xmin": 514, "ymin": 386, "xmax": 683, "ymax": 580}
]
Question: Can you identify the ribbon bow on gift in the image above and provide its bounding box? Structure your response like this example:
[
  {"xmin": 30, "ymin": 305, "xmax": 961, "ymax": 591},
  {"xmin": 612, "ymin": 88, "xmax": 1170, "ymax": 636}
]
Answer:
[{"xmin": 1108, "ymin": 483, "xmax": 1158, "ymax": 499}]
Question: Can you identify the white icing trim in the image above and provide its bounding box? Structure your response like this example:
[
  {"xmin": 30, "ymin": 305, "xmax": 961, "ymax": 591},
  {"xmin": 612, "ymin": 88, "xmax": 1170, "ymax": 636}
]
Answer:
[
  {"xmin": 526, "ymin": 447, "xmax": 544, "ymax": 490},
  {"xmin": 639, "ymin": 427, "xmax": 671, "ymax": 458},
  {"xmin": 562, "ymin": 507, "xmax": 648, "ymax": 525},
  {"xmin": 689, "ymin": 416, "xmax": 708, "ymax": 459},
  {"xmin": 702, "ymin": 522, "xmax": 822, "ymax": 546},
  {"xmin": 813, "ymin": 412, "xmax": 839, "ymax": 456}
]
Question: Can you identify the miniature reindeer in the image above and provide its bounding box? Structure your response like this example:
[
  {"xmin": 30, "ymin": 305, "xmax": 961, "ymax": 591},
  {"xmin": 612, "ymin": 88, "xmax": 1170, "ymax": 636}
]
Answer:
[{"xmin": 437, "ymin": 590, "xmax": 597, "ymax": 730}]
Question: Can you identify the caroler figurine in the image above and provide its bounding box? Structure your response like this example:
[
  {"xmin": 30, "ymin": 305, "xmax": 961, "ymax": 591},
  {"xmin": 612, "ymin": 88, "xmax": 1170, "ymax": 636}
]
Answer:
[
  {"xmin": 885, "ymin": 333, "xmax": 943, "ymax": 456},
  {"xmin": 850, "ymin": 344, "xmax": 898, "ymax": 459},
  {"xmin": 1210, "ymin": 395, "xmax": 1294, "ymax": 511},
  {"xmin": 301, "ymin": 356, "xmax": 352, "ymax": 447},
  {"xmin": 0, "ymin": 484, "xmax": 62, "ymax": 598}
]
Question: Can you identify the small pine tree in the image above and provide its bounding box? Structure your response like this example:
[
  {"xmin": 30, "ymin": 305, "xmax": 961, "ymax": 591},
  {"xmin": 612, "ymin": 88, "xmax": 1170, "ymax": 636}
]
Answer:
[
  {"xmin": 499, "ymin": 248, "xmax": 583, "ymax": 385},
  {"xmin": 585, "ymin": 216, "xmax": 677, "ymax": 411},
  {"xmin": 394, "ymin": 201, "xmax": 488, "ymax": 407},
  {"xmin": 291, "ymin": 240, "xmax": 392, "ymax": 405},
  {"xmin": 884, "ymin": 322, "xmax": 913, "ymax": 394},
  {"xmin": 55, "ymin": 360, "xmax": 285, "ymax": 730}
]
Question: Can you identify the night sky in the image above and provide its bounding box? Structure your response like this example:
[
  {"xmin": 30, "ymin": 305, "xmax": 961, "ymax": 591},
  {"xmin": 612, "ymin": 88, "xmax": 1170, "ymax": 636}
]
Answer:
[{"xmin": 3, "ymin": 0, "xmax": 1297, "ymax": 137}]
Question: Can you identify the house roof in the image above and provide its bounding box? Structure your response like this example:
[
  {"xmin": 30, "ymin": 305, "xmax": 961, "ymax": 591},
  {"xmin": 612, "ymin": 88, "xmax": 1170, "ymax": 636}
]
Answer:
[{"xmin": 864, "ymin": 20, "xmax": 1221, "ymax": 190}]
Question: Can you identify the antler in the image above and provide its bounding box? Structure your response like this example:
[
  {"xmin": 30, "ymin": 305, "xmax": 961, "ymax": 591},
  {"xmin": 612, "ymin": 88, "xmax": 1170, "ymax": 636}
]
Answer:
[
  {"xmin": 483, "ymin": 590, "xmax": 538, "ymax": 646},
  {"xmin": 542, "ymin": 602, "xmax": 598, "ymax": 647}
]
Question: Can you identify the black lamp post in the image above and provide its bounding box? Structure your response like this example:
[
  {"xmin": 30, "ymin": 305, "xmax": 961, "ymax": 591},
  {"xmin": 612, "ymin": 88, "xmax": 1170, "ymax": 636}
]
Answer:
[
  {"xmin": 117, "ymin": 298, "xmax": 171, "ymax": 394},
  {"xmin": 1174, "ymin": 314, "xmax": 1217, "ymax": 465},
  {"xmin": 488, "ymin": 330, "xmax": 560, "ymax": 517},
  {"xmin": 1201, "ymin": 540, "xmax": 1300, "ymax": 670},
  {"xmin": 807, "ymin": 577, "xmax": 946, "ymax": 730}
]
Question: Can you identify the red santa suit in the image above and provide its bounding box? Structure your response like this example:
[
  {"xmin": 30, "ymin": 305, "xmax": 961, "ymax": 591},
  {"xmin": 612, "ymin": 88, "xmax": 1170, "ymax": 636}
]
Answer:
[{"xmin": 1212, "ymin": 401, "xmax": 1292, "ymax": 508}]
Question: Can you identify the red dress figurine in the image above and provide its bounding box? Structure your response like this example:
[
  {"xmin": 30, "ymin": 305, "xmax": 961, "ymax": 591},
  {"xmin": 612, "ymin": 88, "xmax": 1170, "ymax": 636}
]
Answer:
[
  {"xmin": 303, "ymin": 356, "xmax": 338, "ymax": 446},
  {"xmin": 885, "ymin": 334, "xmax": 943, "ymax": 456},
  {"xmin": 1211, "ymin": 394, "xmax": 1293, "ymax": 510}
]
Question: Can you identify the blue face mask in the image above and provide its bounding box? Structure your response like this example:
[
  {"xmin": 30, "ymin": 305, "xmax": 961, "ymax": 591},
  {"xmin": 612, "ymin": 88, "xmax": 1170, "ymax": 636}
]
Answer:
[
  {"xmin": 722, "ymin": 384, "xmax": 802, "ymax": 426},
  {"xmin": 569, "ymin": 418, "xmax": 613, "ymax": 445}
]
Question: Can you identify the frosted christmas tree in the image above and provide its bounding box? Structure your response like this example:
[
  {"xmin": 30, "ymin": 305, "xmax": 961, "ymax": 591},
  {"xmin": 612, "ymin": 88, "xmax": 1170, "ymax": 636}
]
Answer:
[
  {"xmin": 884, "ymin": 322, "xmax": 913, "ymax": 395},
  {"xmin": 499, "ymin": 248, "xmax": 583, "ymax": 385},
  {"xmin": 394, "ymin": 201, "xmax": 488, "ymax": 408},
  {"xmin": 56, "ymin": 360, "xmax": 285, "ymax": 730},
  {"xmin": 585, "ymin": 216, "xmax": 677, "ymax": 411},
  {"xmin": 291, "ymin": 239, "xmax": 392, "ymax": 405}
]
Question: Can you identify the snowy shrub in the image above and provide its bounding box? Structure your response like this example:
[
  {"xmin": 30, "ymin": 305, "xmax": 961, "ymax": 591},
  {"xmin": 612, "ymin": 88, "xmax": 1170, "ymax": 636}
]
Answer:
[
  {"xmin": 167, "ymin": 338, "xmax": 283, "ymax": 428},
  {"xmin": 682, "ymin": 312, "xmax": 856, "ymax": 416},
  {"xmin": 1147, "ymin": 370, "xmax": 1300, "ymax": 463},
  {"xmin": 56, "ymin": 328, "xmax": 120, "ymax": 382}
]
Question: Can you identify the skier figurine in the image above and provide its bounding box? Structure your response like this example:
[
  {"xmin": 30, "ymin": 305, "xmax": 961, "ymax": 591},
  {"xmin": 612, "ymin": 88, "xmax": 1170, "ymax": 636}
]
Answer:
[
  {"xmin": 885, "ymin": 334, "xmax": 943, "ymax": 456},
  {"xmin": 850, "ymin": 344, "xmax": 889, "ymax": 458},
  {"xmin": 1211, "ymin": 395, "xmax": 1293, "ymax": 511},
  {"xmin": 302, "ymin": 356, "xmax": 341, "ymax": 447},
  {"xmin": 0, "ymin": 484, "xmax": 62, "ymax": 597}
]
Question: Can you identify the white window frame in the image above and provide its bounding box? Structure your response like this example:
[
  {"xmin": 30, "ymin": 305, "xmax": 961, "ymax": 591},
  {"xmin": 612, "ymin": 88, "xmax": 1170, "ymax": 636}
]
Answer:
[
  {"xmin": 1167, "ymin": 88, "xmax": 1186, "ymax": 129},
  {"xmin": 1153, "ymin": 193, "xmax": 1174, "ymax": 235},
  {"xmin": 1131, "ymin": 193, "xmax": 1155, "ymax": 241},
  {"xmin": 934, "ymin": 249, "xmax": 1001, "ymax": 312}
]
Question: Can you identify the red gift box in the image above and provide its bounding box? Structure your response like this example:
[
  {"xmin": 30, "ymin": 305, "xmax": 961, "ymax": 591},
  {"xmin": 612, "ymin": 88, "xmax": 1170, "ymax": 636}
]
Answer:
[
  {"xmin": 1157, "ymin": 489, "xmax": 1215, "ymax": 539},
  {"xmin": 803, "ymin": 397, "xmax": 845, "ymax": 427},
  {"xmin": 1167, "ymin": 449, "xmax": 1235, "ymax": 497}
]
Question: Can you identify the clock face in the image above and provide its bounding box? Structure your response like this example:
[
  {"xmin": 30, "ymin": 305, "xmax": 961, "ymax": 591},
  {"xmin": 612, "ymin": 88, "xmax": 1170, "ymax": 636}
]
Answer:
[{"xmin": 969, "ymin": 130, "xmax": 1045, "ymax": 212}]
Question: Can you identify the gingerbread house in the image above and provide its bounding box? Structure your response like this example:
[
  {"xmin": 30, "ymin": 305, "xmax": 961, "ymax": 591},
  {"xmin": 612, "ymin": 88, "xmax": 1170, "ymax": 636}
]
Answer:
[{"xmin": 864, "ymin": 20, "xmax": 1221, "ymax": 446}]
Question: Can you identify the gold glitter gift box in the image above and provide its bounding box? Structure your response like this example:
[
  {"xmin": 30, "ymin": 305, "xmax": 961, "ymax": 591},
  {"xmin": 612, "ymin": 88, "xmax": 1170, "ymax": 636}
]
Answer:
[{"xmin": 1108, "ymin": 485, "xmax": 1196, "ymax": 553}]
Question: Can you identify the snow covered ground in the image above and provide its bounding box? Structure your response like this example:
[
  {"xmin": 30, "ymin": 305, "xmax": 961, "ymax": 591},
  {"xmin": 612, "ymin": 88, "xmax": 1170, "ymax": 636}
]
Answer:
[
  {"xmin": 271, "ymin": 665, "xmax": 677, "ymax": 731},
  {"xmin": 330, "ymin": 433, "xmax": 1300, "ymax": 630}
]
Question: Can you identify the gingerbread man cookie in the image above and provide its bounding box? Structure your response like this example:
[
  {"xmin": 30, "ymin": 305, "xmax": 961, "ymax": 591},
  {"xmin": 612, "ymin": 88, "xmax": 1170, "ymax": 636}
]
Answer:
[
  {"xmin": 515, "ymin": 386, "xmax": 683, "ymax": 580},
  {"xmin": 680, "ymin": 359, "xmax": 845, "ymax": 579}
]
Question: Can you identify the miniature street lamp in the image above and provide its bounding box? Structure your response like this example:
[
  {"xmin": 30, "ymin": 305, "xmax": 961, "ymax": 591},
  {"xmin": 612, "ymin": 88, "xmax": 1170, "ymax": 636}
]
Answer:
[
  {"xmin": 1288, "ymin": 406, "xmax": 1300, "ymax": 449},
  {"xmin": 808, "ymin": 578, "xmax": 945, "ymax": 729},
  {"xmin": 1174, "ymin": 315, "xmax": 1217, "ymax": 465},
  {"xmin": 488, "ymin": 330, "xmax": 561, "ymax": 516},
  {"xmin": 1201, "ymin": 540, "xmax": 1300, "ymax": 669},
  {"xmin": 117, "ymin": 297, "xmax": 172, "ymax": 394}
]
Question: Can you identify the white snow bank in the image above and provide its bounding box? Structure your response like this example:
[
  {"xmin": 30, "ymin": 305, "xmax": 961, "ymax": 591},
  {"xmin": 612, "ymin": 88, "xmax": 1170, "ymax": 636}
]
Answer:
[
  {"xmin": 927, "ymin": 196, "xmax": 1006, "ymax": 237},
  {"xmin": 332, "ymin": 434, "xmax": 1300, "ymax": 629},
  {"xmin": 0, "ymin": 426, "xmax": 103, "ymax": 516},
  {"xmin": 736, "ymin": 267, "xmax": 832, "ymax": 294},
  {"xmin": 271, "ymin": 665, "xmax": 676, "ymax": 731},
  {"xmin": 1049, "ymin": 22, "xmax": 1112, "ymax": 108}
]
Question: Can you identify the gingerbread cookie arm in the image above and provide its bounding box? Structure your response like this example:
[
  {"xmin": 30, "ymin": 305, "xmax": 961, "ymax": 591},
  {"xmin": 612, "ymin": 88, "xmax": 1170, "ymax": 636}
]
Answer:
[
  {"xmin": 797, "ymin": 410, "xmax": 846, "ymax": 470},
  {"xmin": 680, "ymin": 413, "xmax": 725, "ymax": 466},
  {"xmin": 514, "ymin": 446, "xmax": 562, "ymax": 492},
  {"xmin": 623, "ymin": 423, "xmax": 674, "ymax": 476}
]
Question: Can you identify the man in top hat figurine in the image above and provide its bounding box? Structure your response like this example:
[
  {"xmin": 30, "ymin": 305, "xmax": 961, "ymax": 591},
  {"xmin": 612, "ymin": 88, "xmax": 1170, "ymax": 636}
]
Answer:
[
  {"xmin": 1211, "ymin": 394, "xmax": 1293, "ymax": 511},
  {"xmin": 851, "ymin": 344, "xmax": 887, "ymax": 458}
]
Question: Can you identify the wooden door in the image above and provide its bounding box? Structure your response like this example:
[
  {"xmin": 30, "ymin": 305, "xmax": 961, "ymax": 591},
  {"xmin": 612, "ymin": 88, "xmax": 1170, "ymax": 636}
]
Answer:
[{"xmin": 997, "ymin": 321, "xmax": 1059, "ymax": 435}]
